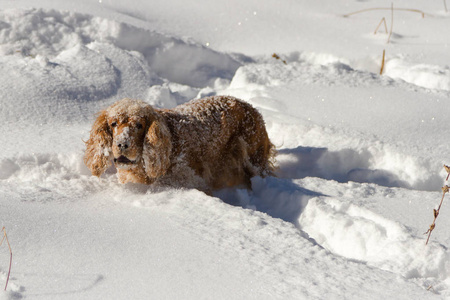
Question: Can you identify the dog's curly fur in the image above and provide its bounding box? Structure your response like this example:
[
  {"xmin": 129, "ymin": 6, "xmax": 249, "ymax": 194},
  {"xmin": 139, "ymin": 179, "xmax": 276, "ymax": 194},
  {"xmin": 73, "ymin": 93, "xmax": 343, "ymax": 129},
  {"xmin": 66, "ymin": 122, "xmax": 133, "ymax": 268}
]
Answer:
[{"xmin": 84, "ymin": 96, "xmax": 276, "ymax": 191}]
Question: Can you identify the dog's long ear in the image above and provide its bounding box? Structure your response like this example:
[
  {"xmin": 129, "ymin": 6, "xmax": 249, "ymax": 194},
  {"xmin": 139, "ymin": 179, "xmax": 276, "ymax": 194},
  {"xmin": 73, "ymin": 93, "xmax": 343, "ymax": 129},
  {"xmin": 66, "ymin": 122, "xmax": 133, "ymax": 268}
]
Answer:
[
  {"xmin": 143, "ymin": 115, "xmax": 172, "ymax": 179},
  {"xmin": 84, "ymin": 110, "xmax": 113, "ymax": 177}
]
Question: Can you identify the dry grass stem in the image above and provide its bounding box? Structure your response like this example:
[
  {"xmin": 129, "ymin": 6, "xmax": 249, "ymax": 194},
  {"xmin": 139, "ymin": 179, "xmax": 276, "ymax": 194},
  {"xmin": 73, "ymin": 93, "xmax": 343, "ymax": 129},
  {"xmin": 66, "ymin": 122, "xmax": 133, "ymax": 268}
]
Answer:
[
  {"xmin": 374, "ymin": 17, "xmax": 388, "ymax": 34},
  {"xmin": 445, "ymin": 165, "xmax": 450, "ymax": 180},
  {"xmin": 387, "ymin": 3, "xmax": 394, "ymax": 44},
  {"xmin": 444, "ymin": 0, "xmax": 448, "ymax": 13},
  {"xmin": 272, "ymin": 53, "xmax": 287, "ymax": 65},
  {"xmin": 0, "ymin": 227, "xmax": 12, "ymax": 291},
  {"xmin": 343, "ymin": 7, "xmax": 425, "ymax": 18},
  {"xmin": 380, "ymin": 49, "xmax": 386, "ymax": 75},
  {"xmin": 425, "ymin": 165, "xmax": 450, "ymax": 245}
]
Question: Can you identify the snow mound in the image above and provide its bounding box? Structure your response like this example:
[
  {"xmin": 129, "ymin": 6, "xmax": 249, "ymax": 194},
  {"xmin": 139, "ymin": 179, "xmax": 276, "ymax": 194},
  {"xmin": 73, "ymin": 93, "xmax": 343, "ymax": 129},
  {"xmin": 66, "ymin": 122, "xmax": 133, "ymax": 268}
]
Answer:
[
  {"xmin": 0, "ymin": 8, "xmax": 240, "ymax": 123},
  {"xmin": 384, "ymin": 58, "xmax": 450, "ymax": 91},
  {"xmin": 0, "ymin": 153, "xmax": 88, "ymax": 183},
  {"xmin": 70, "ymin": 180, "xmax": 435, "ymax": 299},
  {"xmin": 0, "ymin": 8, "xmax": 239, "ymax": 87},
  {"xmin": 222, "ymin": 57, "xmax": 447, "ymax": 191},
  {"xmin": 299, "ymin": 196, "xmax": 450, "ymax": 292}
]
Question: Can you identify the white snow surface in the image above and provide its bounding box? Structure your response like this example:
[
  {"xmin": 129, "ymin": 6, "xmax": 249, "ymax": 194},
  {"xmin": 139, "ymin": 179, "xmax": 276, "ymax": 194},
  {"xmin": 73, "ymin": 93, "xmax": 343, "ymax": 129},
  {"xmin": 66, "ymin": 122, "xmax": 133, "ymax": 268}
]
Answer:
[{"xmin": 1, "ymin": 0, "xmax": 450, "ymax": 299}]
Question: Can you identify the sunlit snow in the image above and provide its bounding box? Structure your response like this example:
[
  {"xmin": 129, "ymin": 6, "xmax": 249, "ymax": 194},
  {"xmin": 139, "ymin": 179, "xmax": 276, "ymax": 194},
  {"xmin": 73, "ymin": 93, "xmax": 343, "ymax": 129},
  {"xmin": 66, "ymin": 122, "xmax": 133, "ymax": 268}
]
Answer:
[{"xmin": 1, "ymin": 0, "xmax": 450, "ymax": 299}]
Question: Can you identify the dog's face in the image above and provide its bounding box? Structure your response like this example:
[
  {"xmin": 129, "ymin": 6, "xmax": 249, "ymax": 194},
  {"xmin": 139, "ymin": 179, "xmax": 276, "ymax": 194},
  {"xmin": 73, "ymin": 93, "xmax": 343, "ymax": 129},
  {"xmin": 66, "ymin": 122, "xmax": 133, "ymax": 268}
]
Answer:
[
  {"xmin": 106, "ymin": 99, "xmax": 153, "ymax": 170},
  {"xmin": 84, "ymin": 98, "xmax": 172, "ymax": 182},
  {"xmin": 108, "ymin": 115, "xmax": 147, "ymax": 169}
]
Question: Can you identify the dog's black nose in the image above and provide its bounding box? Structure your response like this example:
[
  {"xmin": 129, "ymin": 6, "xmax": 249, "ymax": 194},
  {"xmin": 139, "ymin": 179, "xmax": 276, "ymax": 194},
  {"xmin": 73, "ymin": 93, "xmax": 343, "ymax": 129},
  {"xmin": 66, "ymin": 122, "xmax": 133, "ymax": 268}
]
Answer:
[{"xmin": 118, "ymin": 143, "xmax": 129, "ymax": 150}]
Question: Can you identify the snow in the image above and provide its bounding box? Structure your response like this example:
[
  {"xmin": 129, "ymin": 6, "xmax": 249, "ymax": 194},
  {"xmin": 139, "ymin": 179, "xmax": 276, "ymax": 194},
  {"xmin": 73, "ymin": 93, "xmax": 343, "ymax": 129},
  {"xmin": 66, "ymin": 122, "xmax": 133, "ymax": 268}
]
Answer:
[{"xmin": 1, "ymin": 0, "xmax": 450, "ymax": 299}]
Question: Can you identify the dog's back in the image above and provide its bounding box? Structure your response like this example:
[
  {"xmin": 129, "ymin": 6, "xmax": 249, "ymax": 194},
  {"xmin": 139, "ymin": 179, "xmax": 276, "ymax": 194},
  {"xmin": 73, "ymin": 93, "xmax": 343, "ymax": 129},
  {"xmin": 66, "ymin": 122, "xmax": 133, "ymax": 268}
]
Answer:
[{"xmin": 159, "ymin": 96, "xmax": 276, "ymax": 190}]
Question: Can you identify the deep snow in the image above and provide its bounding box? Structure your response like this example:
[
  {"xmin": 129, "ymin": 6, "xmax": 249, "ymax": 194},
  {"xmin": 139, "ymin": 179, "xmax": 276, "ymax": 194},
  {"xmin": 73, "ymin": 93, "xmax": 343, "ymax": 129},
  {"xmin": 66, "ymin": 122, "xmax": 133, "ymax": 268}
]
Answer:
[{"xmin": 1, "ymin": 0, "xmax": 450, "ymax": 299}]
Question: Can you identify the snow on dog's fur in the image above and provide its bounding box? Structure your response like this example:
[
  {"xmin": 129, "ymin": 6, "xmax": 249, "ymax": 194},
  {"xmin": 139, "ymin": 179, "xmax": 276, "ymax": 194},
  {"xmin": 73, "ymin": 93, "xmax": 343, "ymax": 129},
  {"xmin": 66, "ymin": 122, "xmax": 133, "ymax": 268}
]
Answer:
[{"xmin": 84, "ymin": 96, "xmax": 276, "ymax": 191}]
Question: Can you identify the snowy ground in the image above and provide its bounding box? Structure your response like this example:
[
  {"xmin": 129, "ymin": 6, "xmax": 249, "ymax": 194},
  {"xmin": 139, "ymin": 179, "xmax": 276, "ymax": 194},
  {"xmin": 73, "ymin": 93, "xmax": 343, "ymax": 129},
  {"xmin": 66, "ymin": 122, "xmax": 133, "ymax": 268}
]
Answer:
[{"xmin": 1, "ymin": 0, "xmax": 450, "ymax": 299}]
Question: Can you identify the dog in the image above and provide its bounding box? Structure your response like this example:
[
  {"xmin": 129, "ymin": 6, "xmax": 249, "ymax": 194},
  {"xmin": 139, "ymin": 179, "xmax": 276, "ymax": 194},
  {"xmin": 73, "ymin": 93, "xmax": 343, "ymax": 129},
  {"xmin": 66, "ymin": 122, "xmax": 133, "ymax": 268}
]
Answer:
[{"xmin": 84, "ymin": 96, "xmax": 276, "ymax": 191}]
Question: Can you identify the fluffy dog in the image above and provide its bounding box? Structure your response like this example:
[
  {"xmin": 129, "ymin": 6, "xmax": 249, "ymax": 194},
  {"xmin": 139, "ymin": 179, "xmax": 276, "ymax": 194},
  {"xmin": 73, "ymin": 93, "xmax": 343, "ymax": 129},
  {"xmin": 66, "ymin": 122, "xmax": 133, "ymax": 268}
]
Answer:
[{"xmin": 84, "ymin": 96, "xmax": 276, "ymax": 191}]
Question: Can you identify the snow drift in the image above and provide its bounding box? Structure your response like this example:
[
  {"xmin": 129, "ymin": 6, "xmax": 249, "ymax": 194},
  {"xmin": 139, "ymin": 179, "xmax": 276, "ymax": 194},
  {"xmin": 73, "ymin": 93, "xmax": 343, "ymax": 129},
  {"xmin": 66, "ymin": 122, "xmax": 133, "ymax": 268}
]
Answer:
[{"xmin": 1, "ymin": 1, "xmax": 450, "ymax": 299}]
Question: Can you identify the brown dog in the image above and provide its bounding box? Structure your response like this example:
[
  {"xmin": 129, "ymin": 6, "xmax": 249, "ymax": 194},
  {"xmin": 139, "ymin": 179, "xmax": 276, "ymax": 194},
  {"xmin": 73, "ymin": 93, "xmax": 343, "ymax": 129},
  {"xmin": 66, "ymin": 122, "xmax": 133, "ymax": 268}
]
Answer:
[{"xmin": 84, "ymin": 96, "xmax": 276, "ymax": 191}]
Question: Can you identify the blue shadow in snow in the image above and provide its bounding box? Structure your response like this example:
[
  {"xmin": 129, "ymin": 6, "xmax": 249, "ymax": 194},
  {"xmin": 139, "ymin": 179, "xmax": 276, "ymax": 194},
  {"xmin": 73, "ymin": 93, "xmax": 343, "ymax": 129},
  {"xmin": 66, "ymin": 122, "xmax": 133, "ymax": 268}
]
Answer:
[
  {"xmin": 215, "ymin": 176, "xmax": 323, "ymax": 227},
  {"xmin": 215, "ymin": 145, "xmax": 416, "ymax": 227},
  {"xmin": 277, "ymin": 146, "xmax": 412, "ymax": 189}
]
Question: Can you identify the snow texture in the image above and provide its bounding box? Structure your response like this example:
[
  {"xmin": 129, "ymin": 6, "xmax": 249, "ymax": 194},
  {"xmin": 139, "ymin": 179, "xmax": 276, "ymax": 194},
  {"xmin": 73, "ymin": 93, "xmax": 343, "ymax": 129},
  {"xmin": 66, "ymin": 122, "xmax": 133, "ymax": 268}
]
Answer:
[{"xmin": 1, "ymin": 0, "xmax": 450, "ymax": 299}]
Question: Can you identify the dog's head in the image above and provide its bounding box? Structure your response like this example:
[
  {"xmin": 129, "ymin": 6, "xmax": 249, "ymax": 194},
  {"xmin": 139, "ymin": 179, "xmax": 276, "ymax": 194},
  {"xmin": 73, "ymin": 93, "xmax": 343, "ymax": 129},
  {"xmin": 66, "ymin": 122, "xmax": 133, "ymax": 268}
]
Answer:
[
  {"xmin": 106, "ymin": 99, "xmax": 151, "ymax": 169},
  {"xmin": 84, "ymin": 98, "xmax": 172, "ymax": 180}
]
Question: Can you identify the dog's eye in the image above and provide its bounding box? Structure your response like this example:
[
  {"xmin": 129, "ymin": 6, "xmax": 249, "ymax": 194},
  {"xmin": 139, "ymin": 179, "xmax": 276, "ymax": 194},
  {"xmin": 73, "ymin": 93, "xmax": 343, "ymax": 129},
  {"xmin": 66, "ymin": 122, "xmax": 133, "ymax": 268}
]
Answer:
[
  {"xmin": 136, "ymin": 122, "xmax": 143, "ymax": 129},
  {"xmin": 111, "ymin": 122, "xmax": 117, "ymax": 127}
]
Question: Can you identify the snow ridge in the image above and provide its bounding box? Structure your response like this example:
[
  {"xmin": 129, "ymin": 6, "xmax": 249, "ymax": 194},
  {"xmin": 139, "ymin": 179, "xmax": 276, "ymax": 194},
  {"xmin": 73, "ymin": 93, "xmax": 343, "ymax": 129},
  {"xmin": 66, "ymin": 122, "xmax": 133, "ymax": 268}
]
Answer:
[{"xmin": 0, "ymin": 8, "xmax": 239, "ymax": 124}]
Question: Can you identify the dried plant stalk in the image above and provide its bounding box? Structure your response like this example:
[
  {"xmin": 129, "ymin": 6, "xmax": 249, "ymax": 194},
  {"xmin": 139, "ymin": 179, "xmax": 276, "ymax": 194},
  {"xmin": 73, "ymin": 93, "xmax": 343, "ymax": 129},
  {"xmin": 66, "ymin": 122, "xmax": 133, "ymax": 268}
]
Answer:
[
  {"xmin": 380, "ymin": 49, "xmax": 386, "ymax": 75},
  {"xmin": 425, "ymin": 165, "xmax": 450, "ymax": 244},
  {"xmin": 445, "ymin": 165, "xmax": 450, "ymax": 180},
  {"xmin": 0, "ymin": 227, "xmax": 12, "ymax": 291},
  {"xmin": 272, "ymin": 53, "xmax": 287, "ymax": 65},
  {"xmin": 444, "ymin": 0, "xmax": 448, "ymax": 13},
  {"xmin": 343, "ymin": 7, "xmax": 425, "ymax": 18},
  {"xmin": 374, "ymin": 17, "xmax": 388, "ymax": 34},
  {"xmin": 387, "ymin": 3, "xmax": 394, "ymax": 44}
]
